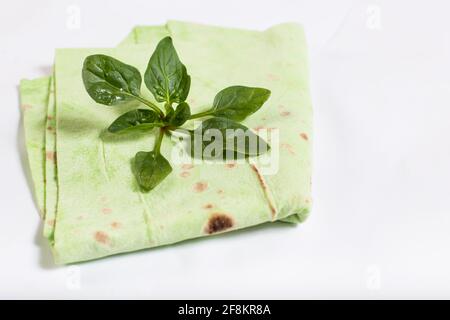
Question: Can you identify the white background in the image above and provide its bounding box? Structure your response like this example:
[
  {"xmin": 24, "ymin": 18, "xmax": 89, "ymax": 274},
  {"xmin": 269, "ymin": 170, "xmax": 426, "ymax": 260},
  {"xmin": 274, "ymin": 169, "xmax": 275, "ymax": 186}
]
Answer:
[{"xmin": 1, "ymin": 0, "xmax": 450, "ymax": 299}]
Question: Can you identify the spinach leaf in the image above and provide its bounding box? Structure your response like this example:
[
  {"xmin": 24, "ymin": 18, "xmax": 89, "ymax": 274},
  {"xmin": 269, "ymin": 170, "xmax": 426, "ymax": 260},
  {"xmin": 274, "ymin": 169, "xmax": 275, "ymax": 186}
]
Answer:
[
  {"xmin": 134, "ymin": 151, "xmax": 172, "ymax": 191},
  {"xmin": 83, "ymin": 38, "xmax": 273, "ymax": 195},
  {"xmin": 82, "ymin": 54, "xmax": 142, "ymax": 106},
  {"xmin": 190, "ymin": 117, "xmax": 270, "ymax": 159},
  {"xmin": 166, "ymin": 102, "xmax": 191, "ymax": 127},
  {"xmin": 144, "ymin": 37, "xmax": 191, "ymax": 104},
  {"xmin": 108, "ymin": 109, "xmax": 163, "ymax": 133},
  {"xmin": 210, "ymin": 86, "xmax": 271, "ymax": 121}
]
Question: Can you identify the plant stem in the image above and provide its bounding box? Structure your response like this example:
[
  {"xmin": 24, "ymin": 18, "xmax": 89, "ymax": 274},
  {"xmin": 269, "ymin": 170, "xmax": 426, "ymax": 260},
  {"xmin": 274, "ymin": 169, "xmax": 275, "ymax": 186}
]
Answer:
[
  {"xmin": 154, "ymin": 128, "xmax": 164, "ymax": 154},
  {"xmin": 164, "ymin": 102, "xmax": 174, "ymax": 115},
  {"xmin": 189, "ymin": 110, "xmax": 212, "ymax": 120},
  {"xmin": 131, "ymin": 95, "xmax": 165, "ymax": 118}
]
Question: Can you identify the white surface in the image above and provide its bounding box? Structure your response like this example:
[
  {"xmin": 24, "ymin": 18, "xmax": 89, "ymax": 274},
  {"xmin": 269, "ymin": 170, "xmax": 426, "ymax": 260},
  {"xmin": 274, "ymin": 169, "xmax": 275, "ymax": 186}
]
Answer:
[{"xmin": 1, "ymin": 0, "xmax": 450, "ymax": 299}]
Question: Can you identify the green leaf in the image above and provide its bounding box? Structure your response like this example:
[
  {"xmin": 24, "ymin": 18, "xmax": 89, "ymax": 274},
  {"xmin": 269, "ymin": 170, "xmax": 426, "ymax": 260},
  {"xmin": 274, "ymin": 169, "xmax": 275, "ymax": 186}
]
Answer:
[
  {"xmin": 190, "ymin": 117, "xmax": 270, "ymax": 159},
  {"xmin": 144, "ymin": 37, "xmax": 191, "ymax": 104},
  {"xmin": 82, "ymin": 54, "xmax": 142, "ymax": 106},
  {"xmin": 166, "ymin": 102, "xmax": 191, "ymax": 127},
  {"xmin": 108, "ymin": 109, "xmax": 163, "ymax": 133},
  {"xmin": 133, "ymin": 151, "xmax": 172, "ymax": 191},
  {"xmin": 210, "ymin": 86, "xmax": 271, "ymax": 121}
]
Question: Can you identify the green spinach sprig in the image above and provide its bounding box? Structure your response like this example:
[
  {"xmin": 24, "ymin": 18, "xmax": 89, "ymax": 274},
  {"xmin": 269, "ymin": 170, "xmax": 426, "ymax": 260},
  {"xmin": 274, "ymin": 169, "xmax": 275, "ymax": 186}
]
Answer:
[{"xmin": 82, "ymin": 37, "xmax": 271, "ymax": 192}]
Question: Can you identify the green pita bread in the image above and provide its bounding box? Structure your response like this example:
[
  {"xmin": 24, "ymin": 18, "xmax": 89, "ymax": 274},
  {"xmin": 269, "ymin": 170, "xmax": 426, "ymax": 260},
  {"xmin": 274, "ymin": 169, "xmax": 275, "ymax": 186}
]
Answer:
[
  {"xmin": 19, "ymin": 76, "xmax": 50, "ymax": 217},
  {"xmin": 20, "ymin": 21, "xmax": 312, "ymax": 264}
]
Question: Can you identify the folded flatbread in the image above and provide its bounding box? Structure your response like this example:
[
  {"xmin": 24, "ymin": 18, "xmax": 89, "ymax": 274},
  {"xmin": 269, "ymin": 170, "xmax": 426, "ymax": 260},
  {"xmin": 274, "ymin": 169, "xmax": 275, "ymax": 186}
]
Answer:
[{"xmin": 19, "ymin": 21, "xmax": 312, "ymax": 264}]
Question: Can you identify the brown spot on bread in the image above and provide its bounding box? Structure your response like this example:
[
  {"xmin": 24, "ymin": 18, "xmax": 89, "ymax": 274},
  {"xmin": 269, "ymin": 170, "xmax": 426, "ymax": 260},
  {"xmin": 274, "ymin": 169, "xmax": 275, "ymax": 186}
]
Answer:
[
  {"xmin": 46, "ymin": 151, "xmax": 56, "ymax": 161},
  {"xmin": 217, "ymin": 189, "xmax": 224, "ymax": 195},
  {"xmin": 251, "ymin": 165, "xmax": 267, "ymax": 192},
  {"xmin": 94, "ymin": 231, "xmax": 110, "ymax": 245},
  {"xmin": 203, "ymin": 203, "xmax": 214, "ymax": 209},
  {"xmin": 250, "ymin": 164, "xmax": 277, "ymax": 218},
  {"xmin": 111, "ymin": 221, "xmax": 121, "ymax": 229},
  {"xmin": 182, "ymin": 164, "xmax": 194, "ymax": 170},
  {"xmin": 47, "ymin": 115, "xmax": 53, "ymax": 120},
  {"xmin": 47, "ymin": 219, "xmax": 55, "ymax": 226},
  {"xmin": 225, "ymin": 162, "xmax": 236, "ymax": 169},
  {"xmin": 102, "ymin": 207, "xmax": 112, "ymax": 214},
  {"xmin": 278, "ymin": 104, "xmax": 291, "ymax": 117},
  {"xmin": 193, "ymin": 181, "xmax": 208, "ymax": 193},
  {"xmin": 205, "ymin": 213, "xmax": 234, "ymax": 234},
  {"xmin": 281, "ymin": 143, "xmax": 296, "ymax": 155},
  {"xmin": 254, "ymin": 126, "xmax": 276, "ymax": 132},
  {"xmin": 300, "ymin": 133, "xmax": 309, "ymax": 141},
  {"xmin": 47, "ymin": 126, "xmax": 53, "ymax": 131},
  {"xmin": 180, "ymin": 171, "xmax": 190, "ymax": 178}
]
